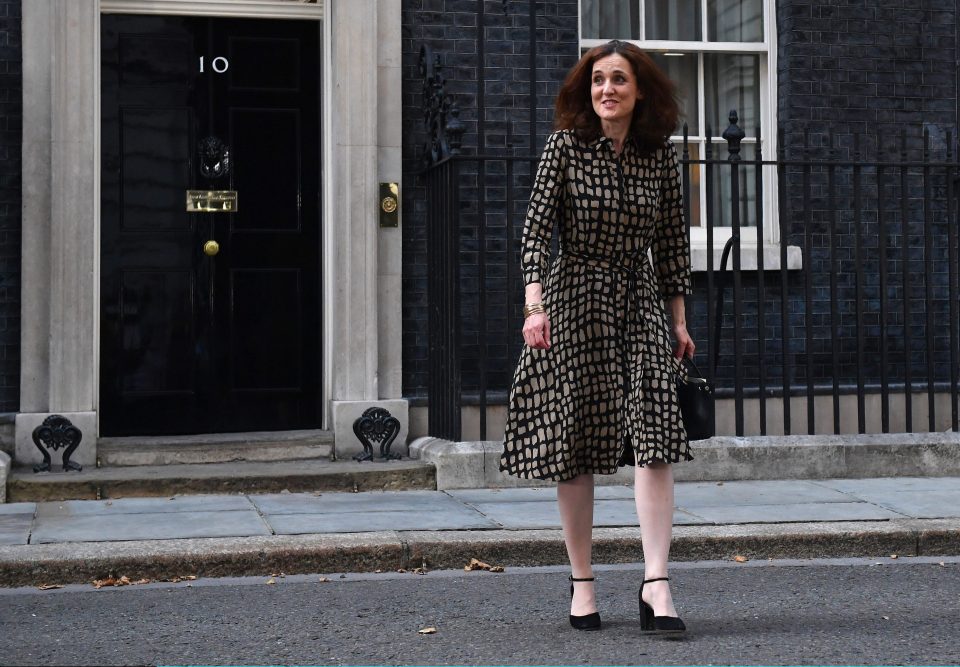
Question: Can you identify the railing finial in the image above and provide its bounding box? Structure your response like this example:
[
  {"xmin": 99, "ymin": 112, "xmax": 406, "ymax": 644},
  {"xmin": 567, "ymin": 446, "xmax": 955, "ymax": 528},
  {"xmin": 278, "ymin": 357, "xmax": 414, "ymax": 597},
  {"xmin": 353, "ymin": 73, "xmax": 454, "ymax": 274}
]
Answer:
[
  {"xmin": 420, "ymin": 44, "xmax": 463, "ymax": 167},
  {"xmin": 722, "ymin": 109, "xmax": 745, "ymax": 162}
]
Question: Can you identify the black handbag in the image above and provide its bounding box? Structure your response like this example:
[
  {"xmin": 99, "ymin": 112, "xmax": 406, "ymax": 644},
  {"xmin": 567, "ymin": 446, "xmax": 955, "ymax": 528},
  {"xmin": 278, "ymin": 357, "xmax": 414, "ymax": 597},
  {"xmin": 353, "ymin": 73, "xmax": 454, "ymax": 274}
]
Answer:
[{"xmin": 676, "ymin": 357, "xmax": 715, "ymax": 440}]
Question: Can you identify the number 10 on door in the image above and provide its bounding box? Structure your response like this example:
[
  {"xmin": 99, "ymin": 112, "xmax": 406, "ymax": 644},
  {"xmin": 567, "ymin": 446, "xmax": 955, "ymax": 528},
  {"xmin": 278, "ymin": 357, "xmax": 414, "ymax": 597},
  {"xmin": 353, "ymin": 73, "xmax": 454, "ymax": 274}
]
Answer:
[{"xmin": 199, "ymin": 56, "xmax": 229, "ymax": 73}]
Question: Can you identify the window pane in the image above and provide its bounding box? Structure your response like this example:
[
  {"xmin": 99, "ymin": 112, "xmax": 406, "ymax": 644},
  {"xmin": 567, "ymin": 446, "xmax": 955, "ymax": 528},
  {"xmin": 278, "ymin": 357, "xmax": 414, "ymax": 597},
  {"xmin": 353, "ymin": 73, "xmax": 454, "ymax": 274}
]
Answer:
[
  {"xmin": 708, "ymin": 0, "xmax": 763, "ymax": 42},
  {"xmin": 678, "ymin": 142, "xmax": 702, "ymax": 228},
  {"xmin": 650, "ymin": 53, "xmax": 699, "ymax": 135},
  {"xmin": 645, "ymin": 0, "xmax": 701, "ymax": 40},
  {"xmin": 704, "ymin": 53, "xmax": 760, "ymax": 138},
  {"xmin": 709, "ymin": 142, "xmax": 758, "ymax": 228},
  {"xmin": 581, "ymin": 0, "xmax": 640, "ymax": 39}
]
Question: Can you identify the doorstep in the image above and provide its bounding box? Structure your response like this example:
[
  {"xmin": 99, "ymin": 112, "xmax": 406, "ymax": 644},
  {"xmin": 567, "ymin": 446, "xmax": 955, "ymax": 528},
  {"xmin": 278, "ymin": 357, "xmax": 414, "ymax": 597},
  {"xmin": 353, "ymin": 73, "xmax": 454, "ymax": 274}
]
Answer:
[{"xmin": 5, "ymin": 458, "xmax": 436, "ymax": 502}]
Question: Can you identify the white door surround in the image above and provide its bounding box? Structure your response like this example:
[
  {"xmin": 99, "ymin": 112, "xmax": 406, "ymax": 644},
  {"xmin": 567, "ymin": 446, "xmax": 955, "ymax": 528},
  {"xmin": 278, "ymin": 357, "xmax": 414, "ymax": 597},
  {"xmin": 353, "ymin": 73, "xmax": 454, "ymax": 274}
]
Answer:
[{"xmin": 17, "ymin": 0, "xmax": 406, "ymax": 465}]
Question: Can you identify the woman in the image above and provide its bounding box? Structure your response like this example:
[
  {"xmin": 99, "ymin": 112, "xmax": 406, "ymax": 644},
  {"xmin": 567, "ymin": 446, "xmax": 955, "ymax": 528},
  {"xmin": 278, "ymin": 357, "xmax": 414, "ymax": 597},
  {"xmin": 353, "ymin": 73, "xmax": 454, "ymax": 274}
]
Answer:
[{"xmin": 500, "ymin": 40, "xmax": 695, "ymax": 635}]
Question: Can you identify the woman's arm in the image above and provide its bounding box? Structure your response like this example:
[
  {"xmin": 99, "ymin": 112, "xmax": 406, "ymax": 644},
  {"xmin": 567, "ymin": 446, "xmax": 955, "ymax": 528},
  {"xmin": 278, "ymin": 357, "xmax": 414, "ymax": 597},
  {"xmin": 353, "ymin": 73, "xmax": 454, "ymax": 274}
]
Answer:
[
  {"xmin": 669, "ymin": 294, "xmax": 694, "ymax": 359},
  {"xmin": 520, "ymin": 132, "xmax": 566, "ymax": 350}
]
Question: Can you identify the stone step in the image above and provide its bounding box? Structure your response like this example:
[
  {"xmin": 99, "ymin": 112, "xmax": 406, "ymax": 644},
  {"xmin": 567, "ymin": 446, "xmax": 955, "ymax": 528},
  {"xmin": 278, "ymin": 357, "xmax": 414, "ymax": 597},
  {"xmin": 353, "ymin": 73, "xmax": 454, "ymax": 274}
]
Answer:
[
  {"xmin": 97, "ymin": 430, "xmax": 335, "ymax": 467},
  {"xmin": 7, "ymin": 459, "xmax": 435, "ymax": 502}
]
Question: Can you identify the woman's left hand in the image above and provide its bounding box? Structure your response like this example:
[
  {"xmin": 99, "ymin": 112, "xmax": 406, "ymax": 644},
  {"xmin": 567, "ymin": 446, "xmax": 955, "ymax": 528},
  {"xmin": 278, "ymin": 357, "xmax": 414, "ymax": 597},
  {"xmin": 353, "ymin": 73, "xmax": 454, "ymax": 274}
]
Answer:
[{"xmin": 673, "ymin": 322, "xmax": 695, "ymax": 359}]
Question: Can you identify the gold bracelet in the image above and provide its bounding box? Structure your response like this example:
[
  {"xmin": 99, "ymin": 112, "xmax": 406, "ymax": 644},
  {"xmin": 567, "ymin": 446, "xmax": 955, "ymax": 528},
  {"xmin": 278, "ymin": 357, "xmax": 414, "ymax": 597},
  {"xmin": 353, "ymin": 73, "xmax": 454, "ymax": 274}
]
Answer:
[{"xmin": 523, "ymin": 303, "xmax": 545, "ymax": 318}]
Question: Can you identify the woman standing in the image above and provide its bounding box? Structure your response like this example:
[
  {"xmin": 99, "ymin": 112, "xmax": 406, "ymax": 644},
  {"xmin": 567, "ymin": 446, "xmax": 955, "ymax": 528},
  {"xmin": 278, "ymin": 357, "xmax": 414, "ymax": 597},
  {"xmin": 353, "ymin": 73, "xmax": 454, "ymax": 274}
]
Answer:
[{"xmin": 500, "ymin": 40, "xmax": 694, "ymax": 635}]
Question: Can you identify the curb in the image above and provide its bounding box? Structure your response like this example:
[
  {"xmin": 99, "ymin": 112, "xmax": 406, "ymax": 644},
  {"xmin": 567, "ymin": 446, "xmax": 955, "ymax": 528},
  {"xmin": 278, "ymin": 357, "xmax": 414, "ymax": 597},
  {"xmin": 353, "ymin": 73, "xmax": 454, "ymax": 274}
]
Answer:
[
  {"xmin": 410, "ymin": 433, "xmax": 960, "ymax": 489},
  {"xmin": 2, "ymin": 518, "xmax": 958, "ymax": 588}
]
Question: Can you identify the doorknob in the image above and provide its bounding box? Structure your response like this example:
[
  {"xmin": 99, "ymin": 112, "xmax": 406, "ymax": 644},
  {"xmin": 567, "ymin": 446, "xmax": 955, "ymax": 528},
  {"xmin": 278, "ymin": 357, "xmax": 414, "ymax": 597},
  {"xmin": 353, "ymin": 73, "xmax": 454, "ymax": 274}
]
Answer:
[{"xmin": 203, "ymin": 240, "xmax": 220, "ymax": 256}]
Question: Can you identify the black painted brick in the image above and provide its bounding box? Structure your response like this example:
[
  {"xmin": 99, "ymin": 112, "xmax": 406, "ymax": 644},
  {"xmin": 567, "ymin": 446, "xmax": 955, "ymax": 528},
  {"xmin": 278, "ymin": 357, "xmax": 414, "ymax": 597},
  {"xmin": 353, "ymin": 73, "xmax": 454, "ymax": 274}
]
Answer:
[{"xmin": 0, "ymin": 0, "xmax": 18, "ymax": 412}]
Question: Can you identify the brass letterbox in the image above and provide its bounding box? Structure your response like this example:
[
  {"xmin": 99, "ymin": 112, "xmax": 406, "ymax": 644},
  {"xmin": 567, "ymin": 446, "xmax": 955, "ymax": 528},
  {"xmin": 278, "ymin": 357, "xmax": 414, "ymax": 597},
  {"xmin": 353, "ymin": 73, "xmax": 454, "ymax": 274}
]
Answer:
[{"xmin": 186, "ymin": 190, "xmax": 238, "ymax": 213}]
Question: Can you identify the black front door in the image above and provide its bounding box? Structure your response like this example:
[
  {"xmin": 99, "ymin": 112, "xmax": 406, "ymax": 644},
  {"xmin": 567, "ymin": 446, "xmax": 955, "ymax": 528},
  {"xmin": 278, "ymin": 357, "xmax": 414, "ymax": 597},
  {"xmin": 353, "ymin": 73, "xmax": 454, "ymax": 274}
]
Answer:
[{"xmin": 100, "ymin": 15, "xmax": 322, "ymax": 436}]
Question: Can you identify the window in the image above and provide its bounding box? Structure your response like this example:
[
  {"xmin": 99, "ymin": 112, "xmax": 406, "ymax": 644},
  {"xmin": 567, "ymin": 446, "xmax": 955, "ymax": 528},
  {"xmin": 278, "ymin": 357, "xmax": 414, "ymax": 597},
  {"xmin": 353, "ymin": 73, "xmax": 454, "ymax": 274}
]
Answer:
[{"xmin": 580, "ymin": 0, "xmax": 788, "ymax": 264}]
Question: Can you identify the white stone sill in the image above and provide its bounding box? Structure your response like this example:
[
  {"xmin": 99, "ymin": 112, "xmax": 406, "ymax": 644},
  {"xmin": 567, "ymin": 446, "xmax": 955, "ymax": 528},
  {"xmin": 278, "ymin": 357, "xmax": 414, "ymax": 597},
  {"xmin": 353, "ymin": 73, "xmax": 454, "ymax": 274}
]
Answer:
[{"xmin": 691, "ymin": 244, "xmax": 803, "ymax": 273}]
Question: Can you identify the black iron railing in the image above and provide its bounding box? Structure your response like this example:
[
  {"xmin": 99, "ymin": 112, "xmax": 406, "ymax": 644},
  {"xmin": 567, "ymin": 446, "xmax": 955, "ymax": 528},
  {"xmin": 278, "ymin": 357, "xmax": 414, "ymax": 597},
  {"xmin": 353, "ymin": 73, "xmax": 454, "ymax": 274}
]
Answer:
[{"xmin": 421, "ymin": 112, "xmax": 960, "ymax": 441}]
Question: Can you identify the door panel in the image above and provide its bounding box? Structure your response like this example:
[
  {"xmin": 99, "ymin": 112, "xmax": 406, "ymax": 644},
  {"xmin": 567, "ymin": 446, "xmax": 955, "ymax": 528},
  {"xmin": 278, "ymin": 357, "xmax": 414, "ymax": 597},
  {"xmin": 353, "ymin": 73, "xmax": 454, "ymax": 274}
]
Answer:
[
  {"xmin": 101, "ymin": 15, "xmax": 322, "ymax": 436},
  {"xmin": 229, "ymin": 269, "xmax": 303, "ymax": 391},
  {"xmin": 119, "ymin": 270, "xmax": 197, "ymax": 394},
  {"xmin": 231, "ymin": 109, "xmax": 301, "ymax": 231},
  {"xmin": 120, "ymin": 108, "xmax": 193, "ymax": 231}
]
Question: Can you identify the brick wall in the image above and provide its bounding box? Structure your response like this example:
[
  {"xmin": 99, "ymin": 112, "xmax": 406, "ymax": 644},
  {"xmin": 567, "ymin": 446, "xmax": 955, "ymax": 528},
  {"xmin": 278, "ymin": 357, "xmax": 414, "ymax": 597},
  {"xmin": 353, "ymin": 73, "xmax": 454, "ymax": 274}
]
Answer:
[
  {"xmin": 0, "ymin": 0, "xmax": 19, "ymax": 413},
  {"xmin": 401, "ymin": 0, "xmax": 579, "ymax": 398}
]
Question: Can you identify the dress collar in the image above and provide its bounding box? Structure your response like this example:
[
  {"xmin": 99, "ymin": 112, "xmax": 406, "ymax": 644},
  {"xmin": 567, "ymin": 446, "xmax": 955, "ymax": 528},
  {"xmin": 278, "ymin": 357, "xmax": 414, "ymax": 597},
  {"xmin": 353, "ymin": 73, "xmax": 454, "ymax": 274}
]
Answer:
[{"xmin": 593, "ymin": 134, "xmax": 636, "ymax": 156}]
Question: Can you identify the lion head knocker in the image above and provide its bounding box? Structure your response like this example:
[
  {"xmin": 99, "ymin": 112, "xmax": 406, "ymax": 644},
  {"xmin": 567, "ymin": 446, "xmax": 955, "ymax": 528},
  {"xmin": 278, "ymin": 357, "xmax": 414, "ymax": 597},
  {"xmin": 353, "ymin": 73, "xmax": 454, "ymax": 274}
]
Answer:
[{"xmin": 198, "ymin": 136, "xmax": 231, "ymax": 179}]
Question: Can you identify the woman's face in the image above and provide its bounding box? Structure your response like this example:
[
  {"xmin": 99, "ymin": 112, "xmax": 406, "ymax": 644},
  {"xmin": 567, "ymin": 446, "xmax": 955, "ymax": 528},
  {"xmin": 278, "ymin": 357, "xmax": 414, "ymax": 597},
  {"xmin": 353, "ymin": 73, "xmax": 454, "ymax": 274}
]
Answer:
[{"xmin": 590, "ymin": 53, "xmax": 642, "ymax": 126}]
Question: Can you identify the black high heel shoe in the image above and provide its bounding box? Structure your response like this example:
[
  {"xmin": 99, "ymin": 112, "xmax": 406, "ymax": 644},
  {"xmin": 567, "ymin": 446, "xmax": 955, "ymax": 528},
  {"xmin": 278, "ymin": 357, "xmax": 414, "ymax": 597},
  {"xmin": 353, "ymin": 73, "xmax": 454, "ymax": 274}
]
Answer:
[
  {"xmin": 639, "ymin": 577, "xmax": 686, "ymax": 636},
  {"xmin": 569, "ymin": 575, "xmax": 602, "ymax": 631}
]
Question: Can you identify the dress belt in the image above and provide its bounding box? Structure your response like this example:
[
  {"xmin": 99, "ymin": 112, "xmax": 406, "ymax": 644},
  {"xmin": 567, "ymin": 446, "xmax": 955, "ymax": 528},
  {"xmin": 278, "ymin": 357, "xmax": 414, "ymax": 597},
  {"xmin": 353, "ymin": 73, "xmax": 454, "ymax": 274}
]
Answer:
[{"xmin": 558, "ymin": 248, "xmax": 643, "ymax": 449}]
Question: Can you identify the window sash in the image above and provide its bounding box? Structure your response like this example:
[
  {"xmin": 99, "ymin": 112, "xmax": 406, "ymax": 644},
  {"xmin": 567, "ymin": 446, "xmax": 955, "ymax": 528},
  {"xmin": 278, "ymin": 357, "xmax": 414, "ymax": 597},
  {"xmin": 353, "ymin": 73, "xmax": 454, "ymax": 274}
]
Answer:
[{"xmin": 579, "ymin": 0, "xmax": 777, "ymax": 238}]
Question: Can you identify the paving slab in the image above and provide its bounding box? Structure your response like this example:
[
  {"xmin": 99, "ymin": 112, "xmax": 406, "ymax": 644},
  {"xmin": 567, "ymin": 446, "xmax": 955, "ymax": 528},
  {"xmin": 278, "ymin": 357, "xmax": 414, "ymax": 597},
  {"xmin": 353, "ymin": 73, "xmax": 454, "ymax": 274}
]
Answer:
[
  {"xmin": 0, "ymin": 502, "xmax": 36, "ymax": 516},
  {"xmin": 812, "ymin": 477, "xmax": 960, "ymax": 495},
  {"xmin": 679, "ymin": 501, "xmax": 908, "ymax": 525},
  {"xmin": 444, "ymin": 487, "xmax": 557, "ymax": 504},
  {"xmin": 35, "ymin": 495, "xmax": 254, "ymax": 518},
  {"xmin": 466, "ymin": 499, "xmax": 706, "ymax": 529},
  {"xmin": 30, "ymin": 510, "xmax": 271, "ymax": 544},
  {"xmin": 250, "ymin": 490, "xmax": 463, "ymax": 515},
  {"xmin": 445, "ymin": 485, "xmax": 637, "ymax": 504},
  {"xmin": 265, "ymin": 508, "xmax": 499, "ymax": 534},
  {"xmin": 0, "ymin": 514, "xmax": 33, "ymax": 546},
  {"xmin": 673, "ymin": 479, "xmax": 856, "ymax": 506},
  {"xmin": 848, "ymin": 490, "xmax": 960, "ymax": 519}
]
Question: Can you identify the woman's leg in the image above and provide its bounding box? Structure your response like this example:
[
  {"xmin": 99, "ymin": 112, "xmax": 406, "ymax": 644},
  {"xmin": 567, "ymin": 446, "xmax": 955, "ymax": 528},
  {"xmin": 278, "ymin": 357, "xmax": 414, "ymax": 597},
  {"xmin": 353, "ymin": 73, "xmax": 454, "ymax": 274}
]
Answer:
[
  {"xmin": 557, "ymin": 473, "xmax": 596, "ymax": 615},
  {"xmin": 634, "ymin": 460, "xmax": 679, "ymax": 617}
]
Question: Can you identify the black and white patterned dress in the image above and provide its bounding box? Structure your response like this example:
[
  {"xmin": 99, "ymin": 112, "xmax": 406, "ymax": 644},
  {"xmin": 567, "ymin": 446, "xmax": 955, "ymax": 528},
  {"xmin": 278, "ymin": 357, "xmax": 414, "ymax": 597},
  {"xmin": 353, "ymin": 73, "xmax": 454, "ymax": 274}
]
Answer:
[{"xmin": 500, "ymin": 129, "xmax": 693, "ymax": 481}]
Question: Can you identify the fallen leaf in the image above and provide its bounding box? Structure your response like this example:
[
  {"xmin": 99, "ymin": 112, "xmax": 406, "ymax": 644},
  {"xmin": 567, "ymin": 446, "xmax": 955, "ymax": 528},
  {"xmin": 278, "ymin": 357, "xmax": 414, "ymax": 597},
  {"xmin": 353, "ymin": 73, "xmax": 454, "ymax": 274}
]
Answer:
[
  {"xmin": 266, "ymin": 578, "xmax": 276, "ymax": 585},
  {"xmin": 464, "ymin": 557, "xmax": 505, "ymax": 572},
  {"xmin": 37, "ymin": 584, "xmax": 63, "ymax": 591},
  {"xmin": 418, "ymin": 627, "xmax": 437, "ymax": 635},
  {"xmin": 319, "ymin": 577, "xmax": 331, "ymax": 583},
  {"xmin": 734, "ymin": 555, "xmax": 749, "ymax": 563}
]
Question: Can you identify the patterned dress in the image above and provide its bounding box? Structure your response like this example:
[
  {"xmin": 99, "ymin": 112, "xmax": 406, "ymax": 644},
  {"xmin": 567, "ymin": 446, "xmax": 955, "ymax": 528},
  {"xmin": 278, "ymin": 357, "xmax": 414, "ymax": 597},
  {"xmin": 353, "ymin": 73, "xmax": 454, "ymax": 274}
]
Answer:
[{"xmin": 500, "ymin": 129, "xmax": 693, "ymax": 481}]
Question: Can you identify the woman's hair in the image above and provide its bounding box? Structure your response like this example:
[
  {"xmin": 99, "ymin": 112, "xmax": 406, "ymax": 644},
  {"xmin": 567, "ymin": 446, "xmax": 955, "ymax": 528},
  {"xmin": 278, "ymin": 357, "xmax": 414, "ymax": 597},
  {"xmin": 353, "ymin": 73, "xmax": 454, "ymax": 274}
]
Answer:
[{"xmin": 554, "ymin": 40, "xmax": 680, "ymax": 153}]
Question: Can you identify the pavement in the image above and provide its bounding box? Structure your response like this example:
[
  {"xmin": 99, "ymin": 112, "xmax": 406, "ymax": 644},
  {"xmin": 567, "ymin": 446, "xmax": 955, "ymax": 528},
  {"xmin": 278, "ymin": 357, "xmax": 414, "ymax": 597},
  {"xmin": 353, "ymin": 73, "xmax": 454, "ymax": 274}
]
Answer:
[{"xmin": 1, "ymin": 475, "xmax": 959, "ymax": 587}]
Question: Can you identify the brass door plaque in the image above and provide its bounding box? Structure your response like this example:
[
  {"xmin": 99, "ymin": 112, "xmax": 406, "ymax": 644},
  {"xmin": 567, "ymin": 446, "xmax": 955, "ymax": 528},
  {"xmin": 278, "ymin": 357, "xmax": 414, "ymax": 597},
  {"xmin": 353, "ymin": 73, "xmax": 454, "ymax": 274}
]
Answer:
[{"xmin": 186, "ymin": 190, "xmax": 238, "ymax": 213}]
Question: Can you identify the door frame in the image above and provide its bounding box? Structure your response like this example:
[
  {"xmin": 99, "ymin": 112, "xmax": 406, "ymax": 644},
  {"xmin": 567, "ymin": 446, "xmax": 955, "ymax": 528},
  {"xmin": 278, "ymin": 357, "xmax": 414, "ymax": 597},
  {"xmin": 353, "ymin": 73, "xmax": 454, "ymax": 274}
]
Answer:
[
  {"xmin": 20, "ymin": 0, "xmax": 396, "ymax": 456},
  {"xmin": 98, "ymin": 0, "xmax": 328, "ymax": 433}
]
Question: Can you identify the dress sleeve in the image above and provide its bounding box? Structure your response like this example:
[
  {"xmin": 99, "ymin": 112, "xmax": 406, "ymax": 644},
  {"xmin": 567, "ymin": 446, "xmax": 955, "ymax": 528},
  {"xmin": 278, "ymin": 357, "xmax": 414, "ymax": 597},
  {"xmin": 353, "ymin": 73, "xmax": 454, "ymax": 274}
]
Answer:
[
  {"xmin": 520, "ymin": 131, "xmax": 566, "ymax": 286},
  {"xmin": 652, "ymin": 141, "xmax": 691, "ymax": 298}
]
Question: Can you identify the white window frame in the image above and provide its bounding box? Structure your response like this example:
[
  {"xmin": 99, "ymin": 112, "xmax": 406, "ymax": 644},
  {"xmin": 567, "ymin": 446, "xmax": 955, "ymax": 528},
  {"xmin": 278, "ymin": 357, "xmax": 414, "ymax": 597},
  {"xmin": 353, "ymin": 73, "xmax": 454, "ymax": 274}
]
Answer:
[{"xmin": 579, "ymin": 0, "xmax": 800, "ymax": 271}]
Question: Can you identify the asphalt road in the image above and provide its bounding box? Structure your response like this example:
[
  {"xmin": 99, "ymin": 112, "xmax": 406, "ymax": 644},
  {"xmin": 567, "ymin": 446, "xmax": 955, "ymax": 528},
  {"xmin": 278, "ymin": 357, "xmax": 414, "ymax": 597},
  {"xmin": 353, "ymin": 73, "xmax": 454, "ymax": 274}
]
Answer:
[{"xmin": 1, "ymin": 556, "xmax": 958, "ymax": 666}]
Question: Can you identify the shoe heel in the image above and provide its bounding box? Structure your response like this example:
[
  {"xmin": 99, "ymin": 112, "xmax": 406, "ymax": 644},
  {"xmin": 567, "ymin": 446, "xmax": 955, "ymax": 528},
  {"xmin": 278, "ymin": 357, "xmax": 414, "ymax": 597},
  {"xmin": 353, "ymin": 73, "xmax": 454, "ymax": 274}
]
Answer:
[{"xmin": 639, "ymin": 596, "xmax": 655, "ymax": 631}]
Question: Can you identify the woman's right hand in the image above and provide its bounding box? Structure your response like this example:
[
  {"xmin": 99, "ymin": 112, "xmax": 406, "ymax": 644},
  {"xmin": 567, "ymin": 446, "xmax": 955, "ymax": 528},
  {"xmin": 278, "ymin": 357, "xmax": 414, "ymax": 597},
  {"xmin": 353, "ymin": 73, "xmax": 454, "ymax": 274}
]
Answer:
[{"xmin": 523, "ymin": 312, "xmax": 551, "ymax": 349}]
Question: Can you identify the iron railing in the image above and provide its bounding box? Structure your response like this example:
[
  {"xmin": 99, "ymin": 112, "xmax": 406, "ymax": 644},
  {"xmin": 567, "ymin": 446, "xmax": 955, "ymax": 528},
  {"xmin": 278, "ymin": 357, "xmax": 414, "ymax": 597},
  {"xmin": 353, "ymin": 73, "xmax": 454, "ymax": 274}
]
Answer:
[{"xmin": 422, "ymin": 113, "xmax": 960, "ymax": 441}]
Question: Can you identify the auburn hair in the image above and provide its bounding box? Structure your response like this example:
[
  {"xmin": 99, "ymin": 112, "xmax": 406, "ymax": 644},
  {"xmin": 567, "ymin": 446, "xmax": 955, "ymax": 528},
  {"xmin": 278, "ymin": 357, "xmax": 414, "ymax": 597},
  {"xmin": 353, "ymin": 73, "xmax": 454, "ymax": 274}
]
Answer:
[{"xmin": 554, "ymin": 40, "xmax": 680, "ymax": 154}]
